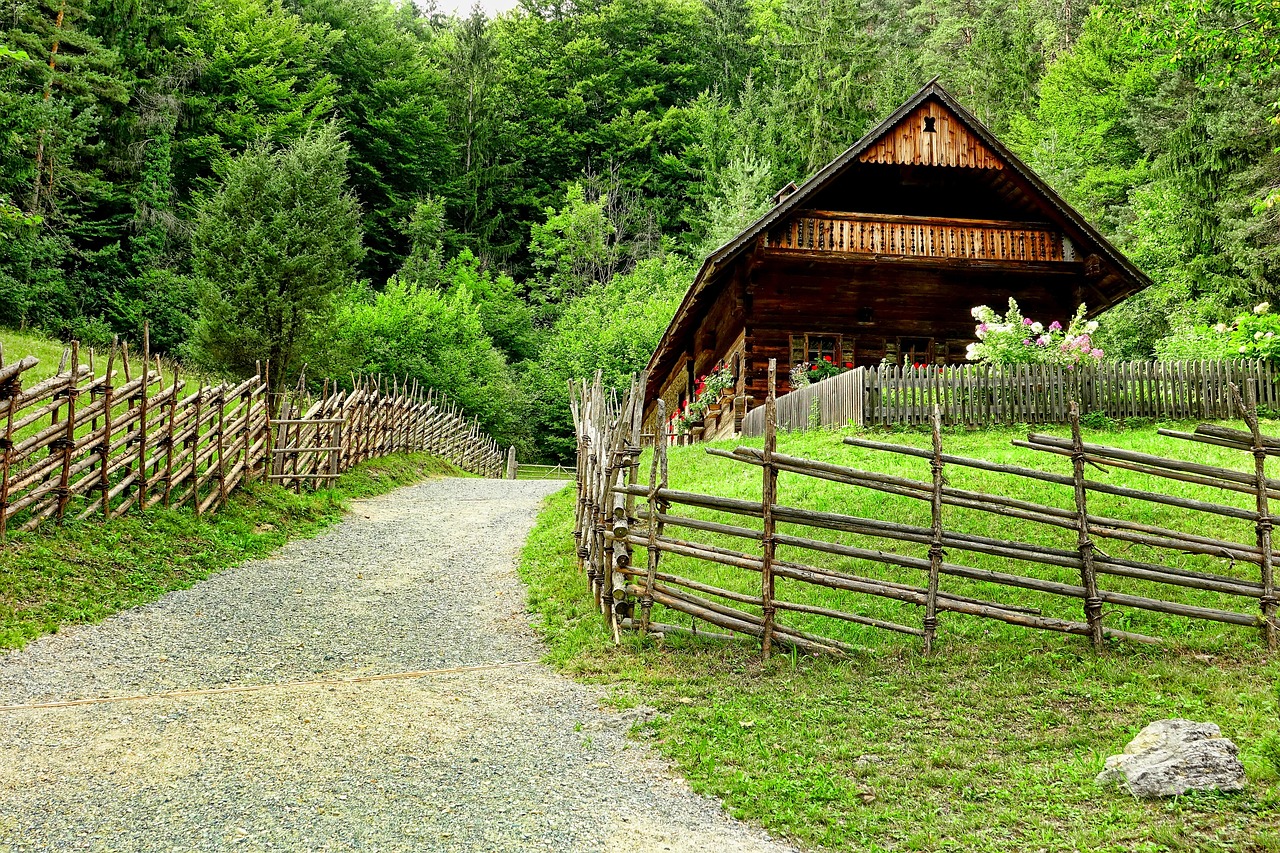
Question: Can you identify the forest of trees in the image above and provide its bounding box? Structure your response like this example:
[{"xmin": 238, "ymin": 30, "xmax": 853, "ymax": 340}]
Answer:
[{"xmin": 0, "ymin": 0, "xmax": 1276, "ymax": 460}]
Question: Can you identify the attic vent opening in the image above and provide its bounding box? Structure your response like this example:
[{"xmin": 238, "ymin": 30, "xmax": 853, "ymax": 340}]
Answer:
[{"xmin": 923, "ymin": 116, "xmax": 937, "ymax": 133}]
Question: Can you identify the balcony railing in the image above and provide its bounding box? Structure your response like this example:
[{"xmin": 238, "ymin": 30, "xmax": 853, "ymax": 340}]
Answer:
[{"xmin": 763, "ymin": 210, "xmax": 1071, "ymax": 264}]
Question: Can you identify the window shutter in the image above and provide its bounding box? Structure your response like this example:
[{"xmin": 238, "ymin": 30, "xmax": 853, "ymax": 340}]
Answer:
[{"xmin": 789, "ymin": 335, "xmax": 805, "ymax": 366}]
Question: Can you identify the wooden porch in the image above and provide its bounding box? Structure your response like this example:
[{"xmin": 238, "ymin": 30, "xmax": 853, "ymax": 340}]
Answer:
[{"xmin": 763, "ymin": 211, "xmax": 1074, "ymax": 266}]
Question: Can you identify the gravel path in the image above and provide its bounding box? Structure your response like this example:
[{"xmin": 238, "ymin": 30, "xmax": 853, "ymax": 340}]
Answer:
[{"xmin": 0, "ymin": 478, "xmax": 798, "ymax": 853}]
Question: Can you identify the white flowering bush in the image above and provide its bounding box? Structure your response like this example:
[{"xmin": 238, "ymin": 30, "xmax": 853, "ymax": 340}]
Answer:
[
  {"xmin": 966, "ymin": 299, "xmax": 1102, "ymax": 367},
  {"xmin": 1156, "ymin": 302, "xmax": 1280, "ymax": 364}
]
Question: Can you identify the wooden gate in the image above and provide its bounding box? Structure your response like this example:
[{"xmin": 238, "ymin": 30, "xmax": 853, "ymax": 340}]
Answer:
[{"xmin": 269, "ymin": 415, "xmax": 344, "ymax": 492}]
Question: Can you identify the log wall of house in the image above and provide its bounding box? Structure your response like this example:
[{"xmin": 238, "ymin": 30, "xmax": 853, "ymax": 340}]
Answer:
[{"xmin": 739, "ymin": 260, "xmax": 1088, "ymax": 404}]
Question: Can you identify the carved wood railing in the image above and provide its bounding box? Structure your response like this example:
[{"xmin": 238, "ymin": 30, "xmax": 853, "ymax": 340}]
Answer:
[{"xmin": 763, "ymin": 210, "xmax": 1070, "ymax": 263}]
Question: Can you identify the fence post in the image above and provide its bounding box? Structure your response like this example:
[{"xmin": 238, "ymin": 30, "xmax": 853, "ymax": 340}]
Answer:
[
  {"xmin": 761, "ymin": 358, "xmax": 778, "ymax": 661},
  {"xmin": 54, "ymin": 341, "xmax": 79, "ymax": 525},
  {"xmin": 331, "ymin": 419, "xmax": 343, "ymax": 481},
  {"xmin": 640, "ymin": 398, "xmax": 667, "ymax": 635},
  {"xmin": 1069, "ymin": 401, "xmax": 1105, "ymax": 651},
  {"xmin": 238, "ymin": 371, "xmax": 255, "ymax": 481},
  {"xmin": 570, "ymin": 380, "xmax": 588, "ymax": 579},
  {"xmin": 262, "ymin": 361, "xmax": 274, "ymax": 484},
  {"xmin": 1235, "ymin": 382, "xmax": 1278, "ymax": 650},
  {"xmin": 924, "ymin": 405, "xmax": 944, "ymax": 655},
  {"xmin": 506, "ymin": 445, "xmax": 517, "ymax": 479},
  {"xmin": 591, "ymin": 380, "xmax": 604, "ymax": 597},
  {"xmin": 0, "ymin": 370, "xmax": 17, "ymax": 541},
  {"xmin": 214, "ymin": 387, "xmax": 227, "ymax": 506},
  {"xmin": 161, "ymin": 366, "xmax": 179, "ymax": 507},
  {"xmin": 100, "ymin": 341, "xmax": 117, "ymax": 521},
  {"xmin": 190, "ymin": 383, "xmax": 205, "ymax": 514},
  {"xmin": 609, "ymin": 375, "xmax": 644, "ymax": 636},
  {"xmin": 137, "ymin": 324, "xmax": 151, "ymax": 510}
]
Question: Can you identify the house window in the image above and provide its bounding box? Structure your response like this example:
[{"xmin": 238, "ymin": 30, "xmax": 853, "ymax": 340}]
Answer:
[
  {"xmin": 901, "ymin": 337, "xmax": 935, "ymax": 366},
  {"xmin": 789, "ymin": 334, "xmax": 842, "ymax": 367}
]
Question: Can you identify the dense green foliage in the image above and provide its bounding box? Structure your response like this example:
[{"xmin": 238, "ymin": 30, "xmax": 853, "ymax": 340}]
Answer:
[{"xmin": 0, "ymin": 0, "xmax": 1276, "ymax": 457}]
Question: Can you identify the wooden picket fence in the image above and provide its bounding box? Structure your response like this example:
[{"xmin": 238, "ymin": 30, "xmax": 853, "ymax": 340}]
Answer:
[
  {"xmin": 574, "ymin": 362, "xmax": 1279, "ymax": 658},
  {"xmin": 0, "ymin": 335, "xmax": 503, "ymax": 539},
  {"xmin": 742, "ymin": 359, "xmax": 1280, "ymax": 435}
]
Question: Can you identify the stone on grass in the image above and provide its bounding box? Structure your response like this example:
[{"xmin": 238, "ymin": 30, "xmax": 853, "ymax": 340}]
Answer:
[{"xmin": 1095, "ymin": 719, "xmax": 1246, "ymax": 798}]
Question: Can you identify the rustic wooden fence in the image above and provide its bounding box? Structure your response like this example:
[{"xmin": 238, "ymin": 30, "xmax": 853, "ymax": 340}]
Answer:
[
  {"xmin": 742, "ymin": 359, "xmax": 1280, "ymax": 435},
  {"xmin": 0, "ymin": 335, "xmax": 503, "ymax": 539},
  {"xmin": 513, "ymin": 462, "xmax": 576, "ymax": 481},
  {"xmin": 268, "ymin": 372, "xmax": 505, "ymax": 490},
  {"xmin": 574, "ymin": 363, "xmax": 1278, "ymax": 657}
]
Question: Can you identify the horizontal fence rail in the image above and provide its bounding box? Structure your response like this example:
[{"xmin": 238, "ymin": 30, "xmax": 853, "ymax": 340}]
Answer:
[
  {"xmin": 573, "ymin": 363, "xmax": 1280, "ymax": 659},
  {"xmin": 742, "ymin": 359, "xmax": 1279, "ymax": 435},
  {"xmin": 513, "ymin": 463, "xmax": 576, "ymax": 481},
  {"xmin": 0, "ymin": 333, "xmax": 503, "ymax": 539},
  {"xmin": 268, "ymin": 374, "xmax": 505, "ymax": 491}
]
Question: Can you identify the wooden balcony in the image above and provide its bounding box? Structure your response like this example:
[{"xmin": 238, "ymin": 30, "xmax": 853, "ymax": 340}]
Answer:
[{"xmin": 763, "ymin": 210, "xmax": 1072, "ymax": 265}]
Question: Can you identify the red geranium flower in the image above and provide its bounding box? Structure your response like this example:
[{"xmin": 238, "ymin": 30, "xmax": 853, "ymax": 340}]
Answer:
[
  {"xmin": 844, "ymin": 362, "xmax": 853, "ymax": 368},
  {"xmin": 823, "ymin": 355, "xmax": 832, "ymax": 362}
]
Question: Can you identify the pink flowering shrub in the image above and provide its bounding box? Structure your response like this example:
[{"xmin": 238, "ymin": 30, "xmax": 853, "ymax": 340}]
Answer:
[{"xmin": 966, "ymin": 298, "xmax": 1102, "ymax": 367}]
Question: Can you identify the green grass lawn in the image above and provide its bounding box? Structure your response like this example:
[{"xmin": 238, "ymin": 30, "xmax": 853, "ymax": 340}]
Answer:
[
  {"xmin": 0, "ymin": 452, "xmax": 463, "ymax": 650},
  {"xmin": 520, "ymin": 422, "xmax": 1280, "ymax": 852}
]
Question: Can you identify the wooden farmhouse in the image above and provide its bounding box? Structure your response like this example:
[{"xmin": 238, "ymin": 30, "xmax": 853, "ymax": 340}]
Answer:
[{"xmin": 644, "ymin": 80, "xmax": 1151, "ymax": 438}]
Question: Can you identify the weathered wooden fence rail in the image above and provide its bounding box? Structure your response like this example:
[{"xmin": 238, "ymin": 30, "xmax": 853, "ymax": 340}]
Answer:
[
  {"xmin": 0, "ymin": 336, "xmax": 503, "ymax": 539},
  {"xmin": 513, "ymin": 463, "xmax": 576, "ymax": 481},
  {"xmin": 268, "ymin": 374, "xmax": 504, "ymax": 490},
  {"xmin": 742, "ymin": 359, "xmax": 1280, "ymax": 435},
  {"xmin": 573, "ymin": 364, "xmax": 1279, "ymax": 658}
]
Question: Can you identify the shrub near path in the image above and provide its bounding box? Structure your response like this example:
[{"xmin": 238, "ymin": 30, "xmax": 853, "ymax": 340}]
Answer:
[{"xmin": 520, "ymin": 426, "xmax": 1280, "ymax": 853}]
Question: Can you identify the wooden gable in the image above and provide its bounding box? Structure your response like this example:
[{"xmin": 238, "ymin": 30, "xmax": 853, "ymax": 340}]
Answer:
[{"xmin": 857, "ymin": 102, "xmax": 1002, "ymax": 170}]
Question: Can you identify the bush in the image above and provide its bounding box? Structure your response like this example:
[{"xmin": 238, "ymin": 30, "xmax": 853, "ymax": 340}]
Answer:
[
  {"xmin": 967, "ymin": 299, "xmax": 1102, "ymax": 366},
  {"xmin": 1156, "ymin": 302, "xmax": 1280, "ymax": 364},
  {"xmin": 189, "ymin": 124, "xmax": 364, "ymax": 389},
  {"xmin": 332, "ymin": 278, "xmax": 530, "ymax": 453},
  {"xmin": 522, "ymin": 254, "xmax": 691, "ymax": 461}
]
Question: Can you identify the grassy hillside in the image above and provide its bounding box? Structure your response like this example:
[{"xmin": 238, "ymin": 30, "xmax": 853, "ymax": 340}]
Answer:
[
  {"xmin": 0, "ymin": 326, "xmax": 169, "ymax": 385},
  {"xmin": 520, "ymin": 423, "xmax": 1280, "ymax": 852}
]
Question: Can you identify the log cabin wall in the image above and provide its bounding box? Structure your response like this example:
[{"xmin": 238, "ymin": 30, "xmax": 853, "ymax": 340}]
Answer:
[
  {"xmin": 690, "ymin": 277, "xmax": 746, "ymax": 380},
  {"xmin": 653, "ymin": 354, "xmax": 688, "ymax": 435},
  {"xmin": 740, "ymin": 259, "xmax": 1088, "ymax": 403}
]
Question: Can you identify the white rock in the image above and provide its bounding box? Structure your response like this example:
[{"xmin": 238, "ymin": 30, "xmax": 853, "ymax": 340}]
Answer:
[{"xmin": 1095, "ymin": 719, "xmax": 1246, "ymax": 798}]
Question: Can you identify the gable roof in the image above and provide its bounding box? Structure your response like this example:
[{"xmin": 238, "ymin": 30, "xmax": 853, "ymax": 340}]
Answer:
[{"xmin": 644, "ymin": 78, "xmax": 1152, "ymax": 385}]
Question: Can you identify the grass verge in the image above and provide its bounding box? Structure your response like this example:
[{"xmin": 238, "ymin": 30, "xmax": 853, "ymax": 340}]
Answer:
[
  {"xmin": 519, "ymin": 424, "xmax": 1280, "ymax": 853},
  {"xmin": 0, "ymin": 453, "xmax": 462, "ymax": 650}
]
